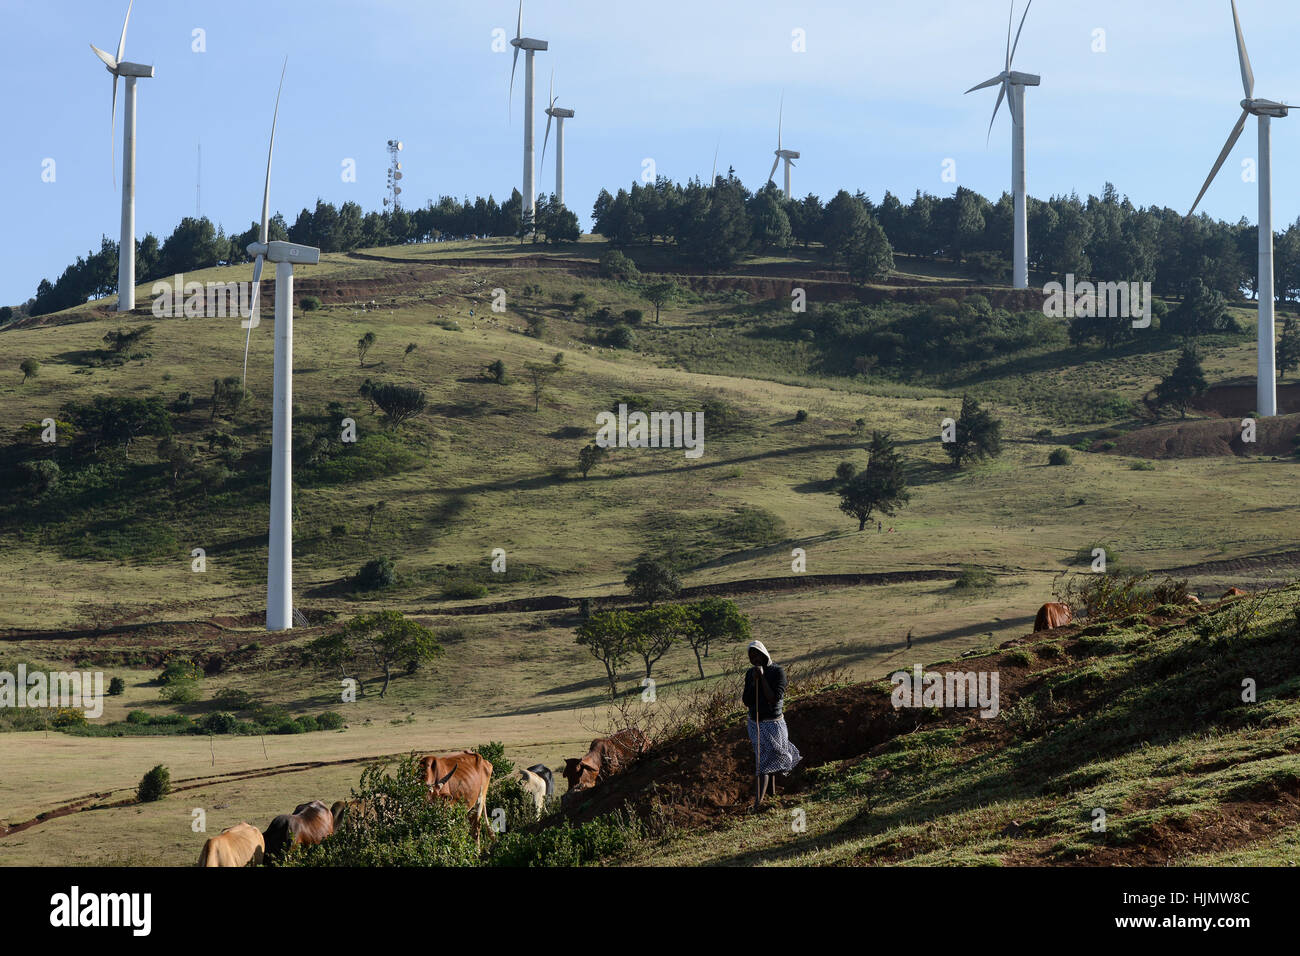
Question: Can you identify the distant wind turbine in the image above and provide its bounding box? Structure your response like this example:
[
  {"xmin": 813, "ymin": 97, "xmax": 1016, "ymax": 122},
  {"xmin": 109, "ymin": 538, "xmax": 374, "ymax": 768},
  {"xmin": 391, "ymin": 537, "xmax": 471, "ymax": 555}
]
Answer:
[
  {"xmin": 509, "ymin": 0, "xmax": 548, "ymax": 228},
  {"xmin": 1187, "ymin": 0, "xmax": 1290, "ymax": 418},
  {"xmin": 242, "ymin": 62, "xmax": 322, "ymax": 632},
  {"xmin": 90, "ymin": 0, "xmax": 154, "ymax": 312},
  {"xmin": 766, "ymin": 96, "xmax": 800, "ymax": 200},
  {"xmin": 965, "ymin": 0, "xmax": 1039, "ymax": 290},
  {"xmin": 541, "ymin": 71, "xmax": 575, "ymax": 209}
]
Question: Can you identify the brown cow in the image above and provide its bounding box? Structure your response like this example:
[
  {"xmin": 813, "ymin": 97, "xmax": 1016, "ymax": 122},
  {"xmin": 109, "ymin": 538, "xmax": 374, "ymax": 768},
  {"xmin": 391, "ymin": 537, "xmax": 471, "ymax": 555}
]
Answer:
[
  {"xmin": 329, "ymin": 799, "xmax": 373, "ymax": 830},
  {"xmin": 1222, "ymin": 587, "xmax": 1249, "ymax": 599},
  {"xmin": 262, "ymin": 800, "xmax": 334, "ymax": 860},
  {"xmin": 197, "ymin": 822, "xmax": 264, "ymax": 867},
  {"xmin": 1033, "ymin": 602, "xmax": 1072, "ymax": 632},
  {"xmin": 561, "ymin": 728, "xmax": 650, "ymax": 794},
  {"xmin": 417, "ymin": 751, "xmax": 493, "ymax": 849}
]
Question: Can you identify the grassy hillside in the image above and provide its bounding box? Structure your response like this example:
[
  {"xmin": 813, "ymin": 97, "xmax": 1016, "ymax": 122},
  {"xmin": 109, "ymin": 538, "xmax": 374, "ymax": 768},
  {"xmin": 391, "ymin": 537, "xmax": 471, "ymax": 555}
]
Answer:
[{"xmin": 2, "ymin": 236, "xmax": 1298, "ymax": 866}]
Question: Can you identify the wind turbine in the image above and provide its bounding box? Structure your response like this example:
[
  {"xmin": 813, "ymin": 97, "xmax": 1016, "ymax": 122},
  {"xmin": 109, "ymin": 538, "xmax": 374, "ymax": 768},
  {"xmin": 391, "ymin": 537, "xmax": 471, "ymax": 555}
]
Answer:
[
  {"xmin": 541, "ymin": 71, "xmax": 575, "ymax": 208},
  {"xmin": 90, "ymin": 0, "xmax": 154, "ymax": 312},
  {"xmin": 509, "ymin": 0, "xmax": 548, "ymax": 229},
  {"xmin": 965, "ymin": 0, "xmax": 1039, "ymax": 290},
  {"xmin": 1188, "ymin": 0, "xmax": 1290, "ymax": 419},
  {"xmin": 766, "ymin": 96, "xmax": 800, "ymax": 200},
  {"xmin": 242, "ymin": 63, "xmax": 321, "ymax": 632}
]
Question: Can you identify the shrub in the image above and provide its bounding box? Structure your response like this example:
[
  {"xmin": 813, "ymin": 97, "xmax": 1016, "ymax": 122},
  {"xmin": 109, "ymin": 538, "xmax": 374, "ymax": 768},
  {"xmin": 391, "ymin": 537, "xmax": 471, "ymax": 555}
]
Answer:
[
  {"xmin": 211, "ymin": 688, "xmax": 255, "ymax": 712},
  {"xmin": 598, "ymin": 249, "xmax": 640, "ymax": 280},
  {"xmin": 317, "ymin": 711, "xmax": 345, "ymax": 730},
  {"xmin": 794, "ymin": 409, "xmax": 809, "ymax": 423},
  {"xmin": 1048, "ymin": 448, "xmax": 1072, "ymax": 466},
  {"xmin": 834, "ymin": 461, "xmax": 857, "ymax": 485},
  {"xmin": 295, "ymin": 715, "xmax": 319, "ymax": 734},
  {"xmin": 488, "ymin": 776, "xmax": 538, "ymax": 834},
  {"xmin": 137, "ymin": 764, "xmax": 170, "ymax": 802},
  {"xmin": 300, "ymin": 295, "xmax": 322, "ymax": 312},
  {"xmin": 441, "ymin": 581, "xmax": 487, "ymax": 600},
  {"xmin": 126, "ymin": 710, "xmax": 152, "ymax": 725},
  {"xmin": 953, "ymin": 565, "xmax": 995, "ymax": 589},
  {"xmin": 199, "ymin": 712, "xmax": 238, "ymax": 734},
  {"xmin": 474, "ymin": 741, "xmax": 514, "ymax": 780},
  {"xmin": 159, "ymin": 678, "xmax": 200, "ymax": 704},
  {"xmin": 356, "ymin": 557, "xmax": 397, "ymax": 591},
  {"xmin": 1130, "ymin": 460, "xmax": 1156, "ymax": 471},
  {"xmin": 52, "ymin": 707, "xmax": 89, "ymax": 729},
  {"xmin": 108, "ymin": 677, "xmax": 125, "ymax": 696},
  {"xmin": 604, "ymin": 324, "xmax": 635, "ymax": 349},
  {"xmin": 622, "ymin": 309, "xmax": 644, "ymax": 325},
  {"xmin": 489, "ymin": 813, "xmax": 641, "ymax": 867},
  {"xmin": 279, "ymin": 757, "xmax": 479, "ymax": 867}
]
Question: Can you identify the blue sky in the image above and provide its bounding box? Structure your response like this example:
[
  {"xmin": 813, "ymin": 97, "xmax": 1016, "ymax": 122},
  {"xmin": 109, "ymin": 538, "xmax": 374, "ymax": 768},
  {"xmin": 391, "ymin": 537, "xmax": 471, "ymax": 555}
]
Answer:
[{"xmin": 4, "ymin": 0, "xmax": 1300, "ymax": 305}]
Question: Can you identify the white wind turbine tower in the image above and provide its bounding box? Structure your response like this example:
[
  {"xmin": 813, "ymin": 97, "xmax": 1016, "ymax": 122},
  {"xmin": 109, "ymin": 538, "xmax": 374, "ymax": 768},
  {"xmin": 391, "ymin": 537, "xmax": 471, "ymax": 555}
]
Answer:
[
  {"xmin": 965, "ymin": 0, "xmax": 1039, "ymax": 290},
  {"xmin": 90, "ymin": 0, "xmax": 154, "ymax": 312},
  {"xmin": 241, "ymin": 63, "xmax": 321, "ymax": 632},
  {"xmin": 1188, "ymin": 0, "xmax": 1290, "ymax": 419},
  {"xmin": 509, "ymin": 0, "xmax": 548, "ymax": 228},
  {"xmin": 767, "ymin": 97, "xmax": 800, "ymax": 200},
  {"xmin": 541, "ymin": 71, "xmax": 575, "ymax": 208}
]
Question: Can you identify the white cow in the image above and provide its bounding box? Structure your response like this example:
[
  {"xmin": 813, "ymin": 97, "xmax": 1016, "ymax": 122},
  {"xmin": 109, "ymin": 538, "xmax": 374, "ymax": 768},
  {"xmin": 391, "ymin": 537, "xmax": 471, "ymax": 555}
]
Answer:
[{"xmin": 513, "ymin": 768, "xmax": 547, "ymax": 817}]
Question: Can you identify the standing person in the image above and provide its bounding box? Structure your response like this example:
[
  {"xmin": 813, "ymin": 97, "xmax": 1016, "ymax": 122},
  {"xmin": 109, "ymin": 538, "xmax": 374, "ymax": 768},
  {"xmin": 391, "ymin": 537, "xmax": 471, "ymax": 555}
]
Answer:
[{"xmin": 743, "ymin": 640, "xmax": 802, "ymax": 811}]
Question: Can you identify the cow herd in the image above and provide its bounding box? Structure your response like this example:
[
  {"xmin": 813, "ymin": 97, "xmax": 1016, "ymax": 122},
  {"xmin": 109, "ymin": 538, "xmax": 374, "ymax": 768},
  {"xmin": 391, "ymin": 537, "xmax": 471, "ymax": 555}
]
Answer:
[{"xmin": 196, "ymin": 731, "xmax": 650, "ymax": 867}]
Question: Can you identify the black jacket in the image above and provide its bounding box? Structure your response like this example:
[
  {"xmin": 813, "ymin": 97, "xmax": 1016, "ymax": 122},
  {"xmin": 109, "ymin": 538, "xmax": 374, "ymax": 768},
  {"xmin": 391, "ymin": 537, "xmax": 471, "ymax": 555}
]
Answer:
[{"xmin": 743, "ymin": 664, "xmax": 786, "ymax": 721}]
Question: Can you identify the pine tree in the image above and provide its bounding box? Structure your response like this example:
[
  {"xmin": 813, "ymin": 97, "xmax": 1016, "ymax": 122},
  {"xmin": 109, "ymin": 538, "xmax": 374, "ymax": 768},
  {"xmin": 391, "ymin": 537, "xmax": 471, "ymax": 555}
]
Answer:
[
  {"xmin": 1277, "ymin": 315, "xmax": 1300, "ymax": 381},
  {"xmin": 1154, "ymin": 347, "xmax": 1208, "ymax": 419}
]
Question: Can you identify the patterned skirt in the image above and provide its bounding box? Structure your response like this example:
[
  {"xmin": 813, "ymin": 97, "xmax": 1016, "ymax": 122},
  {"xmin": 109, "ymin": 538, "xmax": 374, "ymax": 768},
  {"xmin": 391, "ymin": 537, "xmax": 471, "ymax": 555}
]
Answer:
[{"xmin": 747, "ymin": 716, "xmax": 802, "ymax": 775}]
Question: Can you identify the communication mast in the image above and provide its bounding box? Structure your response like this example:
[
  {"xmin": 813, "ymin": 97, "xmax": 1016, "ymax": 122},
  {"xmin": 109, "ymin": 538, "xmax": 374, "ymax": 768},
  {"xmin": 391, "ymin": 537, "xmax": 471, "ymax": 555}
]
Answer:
[{"xmin": 385, "ymin": 139, "xmax": 404, "ymax": 211}]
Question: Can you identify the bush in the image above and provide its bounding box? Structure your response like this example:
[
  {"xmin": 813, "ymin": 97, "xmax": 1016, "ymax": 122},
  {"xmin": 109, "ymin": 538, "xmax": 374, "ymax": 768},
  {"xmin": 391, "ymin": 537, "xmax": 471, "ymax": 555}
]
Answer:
[
  {"xmin": 356, "ymin": 557, "xmax": 397, "ymax": 591},
  {"xmin": 474, "ymin": 741, "xmax": 514, "ymax": 780},
  {"xmin": 279, "ymin": 757, "xmax": 480, "ymax": 867},
  {"xmin": 795, "ymin": 409, "xmax": 809, "ymax": 423},
  {"xmin": 622, "ymin": 309, "xmax": 644, "ymax": 325},
  {"xmin": 211, "ymin": 688, "xmax": 255, "ymax": 711},
  {"xmin": 489, "ymin": 813, "xmax": 641, "ymax": 867},
  {"xmin": 598, "ymin": 249, "xmax": 640, "ymax": 281},
  {"xmin": 300, "ymin": 295, "xmax": 321, "ymax": 312},
  {"xmin": 1048, "ymin": 448, "xmax": 1072, "ymax": 466},
  {"xmin": 317, "ymin": 711, "xmax": 345, "ymax": 730},
  {"xmin": 953, "ymin": 565, "xmax": 995, "ymax": 589},
  {"xmin": 834, "ymin": 461, "xmax": 857, "ymax": 485},
  {"xmin": 159, "ymin": 678, "xmax": 200, "ymax": 704},
  {"xmin": 52, "ymin": 707, "xmax": 89, "ymax": 729},
  {"xmin": 604, "ymin": 324, "xmax": 635, "ymax": 349},
  {"xmin": 126, "ymin": 710, "xmax": 152, "ymax": 725},
  {"xmin": 108, "ymin": 677, "xmax": 125, "ymax": 696},
  {"xmin": 137, "ymin": 764, "xmax": 170, "ymax": 802},
  {"xmin": 294, "ymin": 715, "xmax": 319, "ymax": 734},
  {"xmin": 199, "ymin": 712, "xmax": 238, "ymax": 734},
  {"xmin": 488, "ymin": 776, "xmax": 538, "ymax": 834}
]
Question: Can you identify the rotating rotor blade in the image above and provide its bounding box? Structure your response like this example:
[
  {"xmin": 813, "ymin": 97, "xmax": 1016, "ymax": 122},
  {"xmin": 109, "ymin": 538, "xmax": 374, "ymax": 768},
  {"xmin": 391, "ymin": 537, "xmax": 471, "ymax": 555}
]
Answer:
[
  {"xmin": 90, "ymin": 43, "xmax": 117, "ymax": 69},
  {"xmin": 1188, "ymin": 108, "xmax": 1250, "ymax": 217},
  {"xmin": 1231, "ymin": 0, "xmax": 1254, "ymax": 100},
  {"xmin": 1009, "ymin": 0, "xmax": 1033, "ymax": 68},
  {"xmin": 541, "ymin": 110, "xmax": 553, "ymax": 172},
  {"xmin": 778, "ymin": 93, "xmax": 784, "ymax": 151},
  {"xmin": 509, "ymin": 0, "xmax": 522, "ymax": 117},
  {"xmin": 711, "ymin": 145, "xmax": 718, "ymax": 184},
  {"xmin": 767, "ymin": 154, "xmax": 780, "ymax": 184},
  {"xmin": 110, "ymin": 73, "xmax": 119, "ymax": 187},
  {"xmin": 116, "ymin": 0, "xmax": 133, "ymax": 65},
  {"xmin": 242, "ymin": 253, "xmax": 264, "ymax": 379},
  {"xmin": 965, "ymin": 73, "xmax": 1005, "ymax": 94},
  {"xmin": 260, "ymin": 59, "xmax": 287, "ymax": 246},
  {"xmin": 1003, "ymin": 1, "xmax": 1013, "ymax": 72},
  {"xmin": 986, "ymin": 80, "xmax": 1008, "ymax": 144}
]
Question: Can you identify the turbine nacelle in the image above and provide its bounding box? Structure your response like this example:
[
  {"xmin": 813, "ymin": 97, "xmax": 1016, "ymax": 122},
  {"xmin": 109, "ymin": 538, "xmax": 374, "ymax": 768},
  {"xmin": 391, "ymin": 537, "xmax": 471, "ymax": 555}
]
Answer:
[
  {"xmin": 776, "ymin": 149, "xmax": 800, "ymax": 160},
  {"xmin": 1008, "ymin": 70, "xmax": 1040, "ymax": 86},
  {"xmin": 1244, "ymin": 98, "xmax": 1290, "ymax": 117},
  {"xmin": 511, "ymin": 37, "xmax": 548, "ymax": 51},
  {"xmin": 547, "ymin": 106, "xmax": 575, "ymax": 118},
  {"xmin": 247, "ymin": 240, "xmax": 321, "ymax": 266},
  {"xmin": 114, "ymin": 61, "xmax": 155, "ymax": 78}
]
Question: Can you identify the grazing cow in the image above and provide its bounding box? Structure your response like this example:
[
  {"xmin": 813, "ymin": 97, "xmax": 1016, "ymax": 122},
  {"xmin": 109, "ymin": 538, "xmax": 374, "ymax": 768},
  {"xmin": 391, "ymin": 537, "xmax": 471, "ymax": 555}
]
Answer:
[
  {"xmin": 262, "ymin": 800, "xmax": 334, "ymax": 860},
  {"xmin": 1222, "ymin": 587, "xmax": 1249, "ymax": 599},
  {"xmin": 1033, "ymin": 602, "xmax": 1072, "ymax": 632},
  {"xmin": 329, "ymin": 799, "xmax": 373, "ymax": 830},
  {"xmin": 1180, "ymin": 594, "xmax": 1202, "ymax": 606},
  {"xmin": 513, "ymin": 768, "xmax": 547, "ymax": 816},
  {"xmin": 417, "ymin": 751, "xmax": 493, "ymax": 848},
  {"xmin": 561, "ymin": 728, "xmax": 650, "ymax": 794},
  {"xmin": 197, "ymin": 822, "xmax": 264, "ymax": 868},
  {"xmin": 527, "ymin": 764, "xmax": 555, "ymax": 797}
]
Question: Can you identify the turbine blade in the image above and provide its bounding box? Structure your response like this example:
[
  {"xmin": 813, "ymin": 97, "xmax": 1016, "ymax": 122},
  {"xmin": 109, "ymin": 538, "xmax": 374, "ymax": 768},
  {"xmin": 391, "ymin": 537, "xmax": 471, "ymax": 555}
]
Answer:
[
  {"xmin": 768, "ymin": 154, "xmax": 780, "ymax": 184},
  {"xmin": 90, "ymin": 43, "xmax": 117, "ymax": 70},
  {"xmin": 509, "ymin": 45, "xmax": 519, "ymax": 118},
  {"xmin": 110, "ymin": 74, "xmax": 119, "ymax": 187},
  {"xmin": 541, "ymin": 111, "xmax": 553, "ymax": 172},
  {"xmin": 242, "ymin": 255, "xmax": 264, "ymax": 382},
  {"xmin": 965, "ymin": 73, "xmax": 1005, "ymax": 94},
  {"xmin": 778, "ymin": 93, "xmax": 784, "ymax": 151},
  {"xmin": 116, "ymin": 0, "xmax": 133, "ymax": 65},
  {"xmin": 1004, "ymin": 1, "xmax": 1013, "ymax": 72},
  {"xmin": 261, "ymin": 60, "xmax": 287, "ymax": 245},
  {"xmin": 516, "ymin": 0, "xmax": 523, "ymax": 40},
  {"xmin": 549, "ymin": 69, "xmax": 554, "ymax": 109},
  {"xmin": 986, "ymin": 81, "xmax": 1007, "ymax": 144},
  {"xmin": 1188, "ymin": 109, "xmax": 1250, "ymax": 217},
  {"xmin": 711, "ymin": 145, "xmax": 718, "ymax": 184},
  {"xmin": 1009, "ymin": 0, "xmax": 1033, "ymax": 68},
  {"xmin": 1231, "ymin": 0, "xmax": 1254, "ymax": 100}
]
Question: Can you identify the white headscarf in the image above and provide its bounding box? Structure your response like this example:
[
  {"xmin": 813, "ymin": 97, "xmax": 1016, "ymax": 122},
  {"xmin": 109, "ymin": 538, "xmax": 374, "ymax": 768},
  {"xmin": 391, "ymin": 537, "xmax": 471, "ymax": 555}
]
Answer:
[{"xmin": 747, "ymin": 640, "xmax": 771, "ymax": 665}]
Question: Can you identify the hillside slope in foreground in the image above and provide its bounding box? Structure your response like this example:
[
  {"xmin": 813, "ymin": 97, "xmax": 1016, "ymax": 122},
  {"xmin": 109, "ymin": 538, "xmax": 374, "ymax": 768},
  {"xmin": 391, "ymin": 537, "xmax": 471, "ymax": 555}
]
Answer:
[{"xmin": 568, "ymin": 586, "xmax": 1300, "ymax": 866}]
